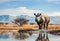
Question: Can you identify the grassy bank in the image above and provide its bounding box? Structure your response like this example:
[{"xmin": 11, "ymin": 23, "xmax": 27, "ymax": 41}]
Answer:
[{"xmin": 0, "ymin": 24, "xmax": 60, "ymax": 30}]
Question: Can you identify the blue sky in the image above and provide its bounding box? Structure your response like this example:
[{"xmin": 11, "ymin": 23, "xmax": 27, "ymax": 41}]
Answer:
[{"xmin": 0, "ymin": 0, "xmax": 60, "ymax": 16}]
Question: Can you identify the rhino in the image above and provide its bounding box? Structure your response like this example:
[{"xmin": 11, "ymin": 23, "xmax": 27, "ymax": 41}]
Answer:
[{"xmin": 34, "ymin": 13, "xmax": 50, "ymax": 29}]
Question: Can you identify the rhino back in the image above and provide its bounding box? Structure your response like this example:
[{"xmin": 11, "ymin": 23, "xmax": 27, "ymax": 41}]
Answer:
[{"xmin": 41, "ymin": 14, "xmax": 50, "ymax": 23}]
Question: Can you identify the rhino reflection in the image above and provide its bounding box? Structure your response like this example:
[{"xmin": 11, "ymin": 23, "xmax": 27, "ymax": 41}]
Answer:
[
  {"xmin": 36, "ymin": 32, "xmax": 49, "ymax": 41},
  {"xmin": 13, "ymin": 31, "xmax": 33, "ymax": 40}
]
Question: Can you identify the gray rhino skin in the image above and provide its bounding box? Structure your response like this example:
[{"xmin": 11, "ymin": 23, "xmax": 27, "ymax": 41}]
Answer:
[{"xmin": 34, "ymin": 13, "xmax": 50, "ymax": 29}]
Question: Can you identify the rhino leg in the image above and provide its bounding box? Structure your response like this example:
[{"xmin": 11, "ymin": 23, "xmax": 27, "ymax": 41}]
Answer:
[
  {"xmin": 37, "ymin": 23, "xmax": 41, "ymax": 29},
  {"xmin": 43, "ymin": 24, "xmax": 45, "ymax": 29},
  {"xmin": 38, "ymin": 24, "xmax": 41, "ymax": 29},
  {"xmin": 39, "ymin": 24, "xmax": 42, "ymax": 29},
  {"xmin": 46, "ymin": 23, "xmax": 48, "ymax": 29}
]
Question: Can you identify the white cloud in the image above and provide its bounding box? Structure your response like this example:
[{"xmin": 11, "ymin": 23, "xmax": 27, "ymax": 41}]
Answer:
[
  {"xmin": 47, "ymin": 0, "xmax": 60, "ymax": 2},
  {"xmin": 46, "ymin": 0, "xmax": 60, "ymax": 4},
  {"xmin": 0, "ymin": 7, "xmax": 60, "ymax": 17},
  {"xmin": 0, "ymin": 0, "xmax": 28, "ymax": 3},
  {"xmin": 0, "ymin": 0, "xmax": 8, "ymax": 2},
  {"xmin": 48, "ymin": 12, "xmax": 60, "ymax": 16},
  {"xmin": 0, "ymin": 7, "xmax": 41, "ymax": 16}
]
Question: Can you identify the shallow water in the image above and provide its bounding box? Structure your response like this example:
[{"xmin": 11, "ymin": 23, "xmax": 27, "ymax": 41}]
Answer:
[{"xmin": 0, "ymin": 30, "xmax": 60, "ymax": 41}]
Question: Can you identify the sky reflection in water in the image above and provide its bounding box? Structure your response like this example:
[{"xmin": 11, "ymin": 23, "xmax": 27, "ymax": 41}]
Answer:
[{"xmin": 0, "ymin": 30, "xmax": 60, "ymax": 41}]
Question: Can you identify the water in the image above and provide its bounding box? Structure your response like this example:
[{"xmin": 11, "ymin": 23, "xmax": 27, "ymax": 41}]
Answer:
[{"xmin": 0, "ymin": 30, "xmax": 60, "ymax": 41}]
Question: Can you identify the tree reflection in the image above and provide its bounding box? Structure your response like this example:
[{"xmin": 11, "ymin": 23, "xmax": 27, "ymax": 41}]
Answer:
[
  {"xmin": 36, "ymin": 32, "xmax": 49, "ymax": 41},
  {"xmin": 13, "ymin": 31, "xmax": 33, "ymax": 40}
]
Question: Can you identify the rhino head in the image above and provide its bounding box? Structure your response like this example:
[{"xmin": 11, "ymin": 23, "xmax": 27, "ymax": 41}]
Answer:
[{"xmin": 34, "ymin": 13, "xmax": 41, "ymax": 17}]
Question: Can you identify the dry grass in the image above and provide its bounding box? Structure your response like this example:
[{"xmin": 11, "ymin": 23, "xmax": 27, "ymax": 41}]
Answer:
[
  {"xmin": 0, "ymin": 24, "xmax": 60, "ymax": 30},
  {"xmin": 0, "ymin": 24, "xmax": 35, "ymax": 30},
  {"xmin": 48, "ymin": 24, "xmax": 60, "ymax": 29}
]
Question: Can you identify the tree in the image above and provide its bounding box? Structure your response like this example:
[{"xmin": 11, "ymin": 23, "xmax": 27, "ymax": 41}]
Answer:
[
  {"xmin": 14, "ymin": 18, "xmax": 29, "ymax": 26},
  {"xmin": 30, "ymin": 23, "xmax": 35, "ymax": 25}
]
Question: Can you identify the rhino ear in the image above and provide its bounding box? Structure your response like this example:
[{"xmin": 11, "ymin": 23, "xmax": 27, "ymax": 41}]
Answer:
[
  {"xmin": 40, "ymin": 13, "xmax": 41, "ymax": 16},
  {"xmin": 34, "ymin": 13, "xmax": 36, "ymax": 16}
]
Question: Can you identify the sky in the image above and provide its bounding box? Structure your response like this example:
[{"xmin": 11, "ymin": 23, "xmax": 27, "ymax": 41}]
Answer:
[{"xmin": 0, "ymin": 0, "xmax": 60, "ymax": 16}]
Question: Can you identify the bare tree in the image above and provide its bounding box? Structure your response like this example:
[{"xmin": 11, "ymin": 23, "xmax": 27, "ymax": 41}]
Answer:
[{"xmin": 14, "ymin": 18, "xmax": 29, "ymax": 26}]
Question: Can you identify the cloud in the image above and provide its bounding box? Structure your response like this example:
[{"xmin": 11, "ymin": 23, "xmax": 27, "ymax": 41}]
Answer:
[
  {"xmin": 47, "ymin": 0, "xmax": 60, "ymax": 2},
  {"xmin": 0, "ymin": 0, "xmax": 28, "ymax": 3},
  {"xmin": 48, "ymin": 12, "xmax": 60, "ymax": 16},
  {"xmin": 0, "ymin": 7, "xmax": 41, "ymax": 16},
  {"xmin": 46, "ymin": 0, "xmax": 60, "ymax": 4},
  {"xmin": 0, "ymin": 0, "xmax": 8, "ymax": 2},
  {"xmin": 0, "ymin": 7, "xmax": 60, "ymax": 17}
]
